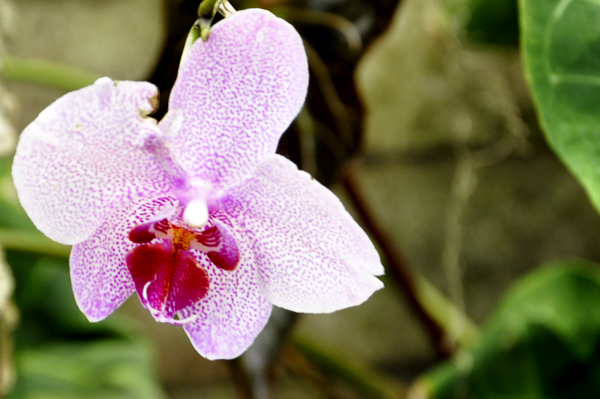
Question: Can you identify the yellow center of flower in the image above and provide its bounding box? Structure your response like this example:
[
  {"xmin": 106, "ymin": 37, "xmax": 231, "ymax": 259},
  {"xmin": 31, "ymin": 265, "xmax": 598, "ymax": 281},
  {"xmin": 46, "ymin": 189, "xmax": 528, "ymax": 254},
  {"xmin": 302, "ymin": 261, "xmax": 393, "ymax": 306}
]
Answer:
[{"xmin": 171, "ymin": 225, "xmax": 196, "ymax": 251}]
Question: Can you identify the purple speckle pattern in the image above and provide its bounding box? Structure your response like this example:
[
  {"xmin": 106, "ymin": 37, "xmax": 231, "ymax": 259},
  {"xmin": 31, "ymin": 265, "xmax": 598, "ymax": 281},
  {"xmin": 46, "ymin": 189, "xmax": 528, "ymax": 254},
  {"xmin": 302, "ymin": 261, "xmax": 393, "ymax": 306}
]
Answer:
[
  {"xmin": 224, "ymin": 154, "xmax": 384, "ymax": 313},
  {"xmin": 12, "ymin": 9, "xmax": 384, "ymax": 360},
  {"xmin": 181, "ymin": 216, "xmax": 272, "ymax": 360},
  {"xmin": 12, "ymin": 78, "xmax": 174, "ymax": 245},
  {"xmin": 71, "ymin": 196, "xmax": 177, "ymax": 321},
  {"xmin": 166, "ymin": 9, "xmax": 308, "ymax": 187}
]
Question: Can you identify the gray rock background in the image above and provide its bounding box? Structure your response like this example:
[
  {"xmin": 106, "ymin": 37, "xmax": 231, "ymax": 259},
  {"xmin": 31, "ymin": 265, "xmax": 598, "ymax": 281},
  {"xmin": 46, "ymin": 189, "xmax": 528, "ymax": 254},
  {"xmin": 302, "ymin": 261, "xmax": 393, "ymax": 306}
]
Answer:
[{"xmin": 4, "ymin": 0, "xmax": 166, "ymax": 131}]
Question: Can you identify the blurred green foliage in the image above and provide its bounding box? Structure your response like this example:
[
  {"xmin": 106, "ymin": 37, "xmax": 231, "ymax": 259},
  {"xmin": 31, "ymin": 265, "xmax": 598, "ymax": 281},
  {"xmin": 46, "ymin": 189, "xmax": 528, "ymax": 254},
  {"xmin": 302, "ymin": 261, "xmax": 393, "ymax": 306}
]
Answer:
[
  {"xmin": 466, "ymin": 0, "xmax": 519, "ymax": 46},
  {"xmin": 421, "ymin": 260, "xmax": 600, "ymax": 398},
  {"xmin": 6, "ymin": 253, "xmax": 167, "ymax": 399},
  {"xmin": 10, "ymin": 340, "xmax": 167, "ymax": 399}
]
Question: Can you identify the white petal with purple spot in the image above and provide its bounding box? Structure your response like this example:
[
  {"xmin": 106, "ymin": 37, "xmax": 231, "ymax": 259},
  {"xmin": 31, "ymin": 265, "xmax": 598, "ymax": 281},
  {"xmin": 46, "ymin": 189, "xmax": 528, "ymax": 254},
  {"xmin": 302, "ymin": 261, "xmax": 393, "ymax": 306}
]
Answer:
[
  {"xmin": 71, "ymin": 196, "xmax": 178, "ymax": 322},
  {"xmin": 13, "ymin": 78, "xmax": 176, "ymax": 244},
  {"xmin": 224, "ymin": 154, "xmax": 384, "ymax": 314},
  {"xmin": 166, "ymin": 9, "xmax": 308, "ymax": 187}
]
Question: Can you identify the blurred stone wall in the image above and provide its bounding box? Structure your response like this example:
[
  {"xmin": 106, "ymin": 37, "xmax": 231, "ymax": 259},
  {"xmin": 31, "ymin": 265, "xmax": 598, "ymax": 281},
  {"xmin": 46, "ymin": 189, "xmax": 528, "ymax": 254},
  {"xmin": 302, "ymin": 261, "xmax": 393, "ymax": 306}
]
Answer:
[
  {"xmin": 295, "ymin": 0, "xmax": 600, "ymax": 377},
  {"xmin": 5, "ymin": 0, "xmax": 166, "ymax": 132},
  {"xmin": 287, "ymin": 0, "xmax": 600, "ymax": 385}
]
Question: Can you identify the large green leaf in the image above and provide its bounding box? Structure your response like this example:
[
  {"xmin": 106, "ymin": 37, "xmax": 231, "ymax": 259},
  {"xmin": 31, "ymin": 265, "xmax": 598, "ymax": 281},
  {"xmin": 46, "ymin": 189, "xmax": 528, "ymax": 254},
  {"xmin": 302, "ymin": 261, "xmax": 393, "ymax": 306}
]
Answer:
[
  {"xmin": 417, "ymin": 260, "xmax": 600, "ymax": 398},
  {"xmin": 521, "ymin": 0, "xmax": 600, "ymax": 213}
]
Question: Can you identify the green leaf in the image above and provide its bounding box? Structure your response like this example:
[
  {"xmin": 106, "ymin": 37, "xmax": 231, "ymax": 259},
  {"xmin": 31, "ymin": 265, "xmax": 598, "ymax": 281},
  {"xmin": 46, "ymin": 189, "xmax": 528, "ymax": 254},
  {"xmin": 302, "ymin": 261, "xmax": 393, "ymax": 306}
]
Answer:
[
  {"xmin": 417, "ymin": 259, "xmax": 600, "ymax": 398},
  {"xmin": 521, "ymin": 0, "xmax": 600, "ymax": 213}
]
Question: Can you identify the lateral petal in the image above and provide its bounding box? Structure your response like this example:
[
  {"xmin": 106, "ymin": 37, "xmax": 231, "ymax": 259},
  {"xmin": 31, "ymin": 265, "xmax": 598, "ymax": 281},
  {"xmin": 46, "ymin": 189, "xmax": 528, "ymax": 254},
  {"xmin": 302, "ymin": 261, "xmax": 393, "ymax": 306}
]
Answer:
[
  {"xmin": 224, "ymin": 154, "xmax": 384, "ymax": 314},
  {"xmin": 13, "ymin": 78, "xmax": 177, "ymax": 245},
  {"xmin": 70, "ymin": 196, "xmax": 177, "ymax": 322},
  {"xmin": 165, "ymin": 9, "xmax": 308, "ymax": 187}
]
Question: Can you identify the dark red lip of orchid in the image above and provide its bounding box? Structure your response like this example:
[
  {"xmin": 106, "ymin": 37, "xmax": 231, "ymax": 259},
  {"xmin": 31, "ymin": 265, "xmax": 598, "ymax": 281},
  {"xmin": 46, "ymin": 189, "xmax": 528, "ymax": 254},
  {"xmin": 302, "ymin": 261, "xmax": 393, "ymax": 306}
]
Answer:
[
  {"xmin": 126, "ymin": 216, "xmax": 240, "ymax": 324},
  {"xmin": 128, "ymin": 223, "xmax": 156, "ymax": 244},
  {"xmin": 126, "ymin": 241, "xmax": 209, "ymax": 325}
]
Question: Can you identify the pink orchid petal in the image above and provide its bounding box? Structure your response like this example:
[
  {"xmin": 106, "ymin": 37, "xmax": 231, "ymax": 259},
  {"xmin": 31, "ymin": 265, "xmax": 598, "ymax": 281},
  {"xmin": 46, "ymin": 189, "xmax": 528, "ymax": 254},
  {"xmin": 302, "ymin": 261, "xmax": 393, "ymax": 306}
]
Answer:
[
  {"xmin": 165, "ymin": 9, "xmax": 308, "ymax": 187},
  {"xmin": 224, "ymin": 154, "xmax": 384, "ymax": 314},
  {"xmin": 70, "ymin": 196, "xmax": 177, "ymax": 322},
  {"xmin": 13, "ymin": 78, "xmax": 176, "ymax": 245},
  {"xmin": 179, "ymin": 221, "xmax": 272, "ymax": 360}
]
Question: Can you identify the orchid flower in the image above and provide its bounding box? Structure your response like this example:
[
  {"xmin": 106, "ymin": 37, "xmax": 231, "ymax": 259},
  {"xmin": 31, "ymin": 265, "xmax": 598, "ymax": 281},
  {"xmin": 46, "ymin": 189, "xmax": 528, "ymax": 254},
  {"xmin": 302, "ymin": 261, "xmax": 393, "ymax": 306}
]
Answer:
[{"xmin": 12, "ymin": 9, "xmax": 384, "ymax": 359}]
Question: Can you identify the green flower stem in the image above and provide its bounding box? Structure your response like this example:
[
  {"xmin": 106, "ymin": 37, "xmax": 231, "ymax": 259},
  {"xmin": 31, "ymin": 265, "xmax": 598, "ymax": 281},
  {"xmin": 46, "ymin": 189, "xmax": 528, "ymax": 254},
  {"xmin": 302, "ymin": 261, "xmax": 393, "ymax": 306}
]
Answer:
[
  {"xmin": 1, "ymin": 55, "xmax": 100, "ymax": 92},
  {"xmin": 182, "ymin": 23, "xmax": 203, "ymax": 62},
  {"xmin": 409, "ymin": 362, "xmax": 457, "ymax": 399},
  {"xmin": 197, "ymin": 0, "xmax": 220, "ymax": 17},
  {"xmin": 291, "ymin": 336, "xmax": 407, "ymax": 399},
  {"xmin": 182, "ymin": 0, "xmax": 220, "ymax": 58},
  {"xmin": 0, "ymin": 228, "xmax": 70, "ymax": 258},
  {"xmin": 415, "ymin": 274, "xmax": 480, "ymax": 349}
]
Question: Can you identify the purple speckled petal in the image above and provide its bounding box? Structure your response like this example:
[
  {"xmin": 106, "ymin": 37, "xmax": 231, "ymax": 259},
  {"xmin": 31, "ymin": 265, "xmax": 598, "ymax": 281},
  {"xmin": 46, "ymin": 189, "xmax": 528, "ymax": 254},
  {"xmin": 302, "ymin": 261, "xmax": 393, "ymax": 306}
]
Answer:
[
  {"xmin": 179, "ymin": 216, "xmax": 272, "ymax": 360},
  {"xmin": 71, "ymin": 195, "xmax": 177, "ymax": 322},
  {"xmin": 13, "ymin": 78, "xmax": 175, "ymax": 245},
  {"xmin": 165, "ymin": 9, "xmax": 308, "ymax": 187},
  {"xmin": 223, "ymin": 154, "xmax": 384, "ymax": 314}
]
